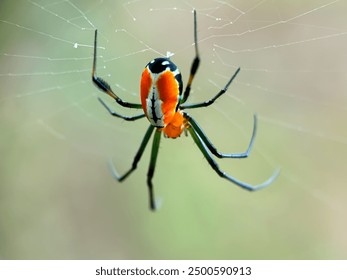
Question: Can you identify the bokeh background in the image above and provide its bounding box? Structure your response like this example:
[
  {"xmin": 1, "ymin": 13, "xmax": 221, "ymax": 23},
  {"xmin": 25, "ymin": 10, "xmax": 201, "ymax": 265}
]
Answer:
[{"xmin": 1, "ymin": 0, "xmax": 346, "ymax": 259}]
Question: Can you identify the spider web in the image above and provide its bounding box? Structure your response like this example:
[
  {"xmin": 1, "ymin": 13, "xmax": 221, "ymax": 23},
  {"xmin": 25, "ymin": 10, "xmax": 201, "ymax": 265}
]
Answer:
[{"xmin": 1, "ymin": 0, "xmax": 347, "ymax": 259}]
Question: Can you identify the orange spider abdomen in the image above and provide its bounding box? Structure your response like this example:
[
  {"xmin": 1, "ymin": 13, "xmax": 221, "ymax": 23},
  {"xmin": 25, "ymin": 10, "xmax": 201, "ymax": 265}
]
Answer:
[{"xmin": 140, "ymin": 58, "xmax": 184, "ymax": 137}]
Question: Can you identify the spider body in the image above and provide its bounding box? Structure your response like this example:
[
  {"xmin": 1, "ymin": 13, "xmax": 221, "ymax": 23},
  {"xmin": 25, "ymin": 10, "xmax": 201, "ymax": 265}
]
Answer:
[
  {"xmin": 140, "ymin": 58, "xmax": 185, "ymax": 138},
  {"xmin": 92, "ymin": 10, "xmax": 279, "ymax": 211}
]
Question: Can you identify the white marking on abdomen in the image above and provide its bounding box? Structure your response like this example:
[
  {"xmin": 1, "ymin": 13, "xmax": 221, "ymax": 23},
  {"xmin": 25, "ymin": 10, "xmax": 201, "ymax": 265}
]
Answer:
[{"xmin": 146, "ymin": 86, "xmax": 164, "ymax": 127}]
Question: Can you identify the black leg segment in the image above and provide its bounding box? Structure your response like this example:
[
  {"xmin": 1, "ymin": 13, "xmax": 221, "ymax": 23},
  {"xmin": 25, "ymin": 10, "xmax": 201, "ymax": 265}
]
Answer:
[
  {"xmin": 147, "ymin": 129, "xmax": 162, "ymax": 211},
  {"xmin": 184, "ymin": 112, "xmax": 257, "ymax": 158},
  {"xmin": 181, "ymin": 67, "xmax": 241, "ymax": 109},
  {"xmin": 109, "ymin": 125, "xmax": 155, "ymax": 182},
  {"xmin": 92, "ymin": 29, "xmax": 142, "ymax": 109},
  {"xmin": 98, "ymin": 97, "xmax": 145, "ymax": 121},
  {"xmin": 187, "ymin": 124, "xmax": 280, "ymax": 191}
]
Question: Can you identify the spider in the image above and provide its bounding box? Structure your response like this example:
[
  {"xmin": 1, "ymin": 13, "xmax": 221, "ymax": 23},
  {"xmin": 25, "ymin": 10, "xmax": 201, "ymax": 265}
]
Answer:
[{"xmin": 92, "ymin": 10, "xmax": 279, "ymax": 211}]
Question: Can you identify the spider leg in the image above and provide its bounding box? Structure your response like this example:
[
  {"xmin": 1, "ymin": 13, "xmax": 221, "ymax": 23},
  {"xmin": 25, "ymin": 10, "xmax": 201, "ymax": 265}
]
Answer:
[
  {"xmin": 187, "ymin": 124, "xmax": 280, "ymax": 191},
  {"xmin": 109, "ymin": 125, "xmax": 155, "ymax": 182},
  {"xmin": 98, "ymin": 97, "xmax": 145, "ymax": 121},
  {"xmin": 180, "ymin": 10, "xmax": 200, "ymax": 105},
  {"xmin": 184, "ymin": 112, "xmax": 256, "ymax": 158},
  {"xmin": 92, "ymin": 30, "xmax": 142, "ymax": 109},
  {"xmin": 180, "ymin": 67, "xmax": 240, "ymax": 109},
  {"xmin": 147, "ymin": 129, "xmax": 162, "ymax": 211}
]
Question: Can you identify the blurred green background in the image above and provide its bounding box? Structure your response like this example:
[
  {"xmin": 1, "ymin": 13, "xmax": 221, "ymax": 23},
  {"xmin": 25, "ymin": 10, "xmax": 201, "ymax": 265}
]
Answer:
[{"xmin": 1, "ymin": 0, "xmax": 347, "ymax": 259}]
